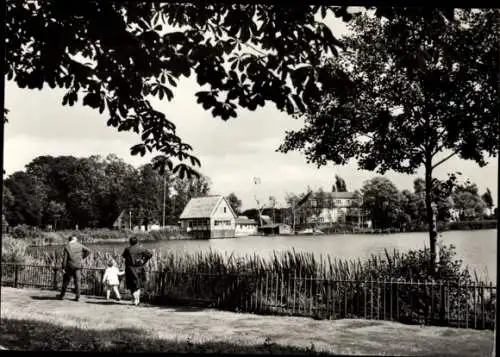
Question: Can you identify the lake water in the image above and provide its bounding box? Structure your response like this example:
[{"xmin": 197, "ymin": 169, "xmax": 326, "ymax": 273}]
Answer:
[{"xmin": 80, "ymin": 229, "xmax": 497, "ymax": 282}]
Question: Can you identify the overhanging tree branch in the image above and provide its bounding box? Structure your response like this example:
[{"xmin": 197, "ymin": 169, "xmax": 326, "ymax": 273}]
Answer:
[{"xmin": 432, "ymin": 151, "xmax": 457, "ymax": 170}]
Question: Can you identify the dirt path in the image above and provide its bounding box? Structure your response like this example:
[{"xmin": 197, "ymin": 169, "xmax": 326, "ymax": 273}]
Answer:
[{"xmin": 0, "ymin": 287, "xmax": 494, "ymax": 355}]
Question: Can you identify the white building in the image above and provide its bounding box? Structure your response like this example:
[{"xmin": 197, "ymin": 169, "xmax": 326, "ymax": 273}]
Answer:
[{"xmin": 235, "ymin": 216, "xmax": 258, "ymax": 237}]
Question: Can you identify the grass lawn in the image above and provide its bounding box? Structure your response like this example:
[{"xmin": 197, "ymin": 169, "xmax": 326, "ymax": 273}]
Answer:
[{"xmin": 0, "ymin": 287, "xmax": 495, "ymax": 355}]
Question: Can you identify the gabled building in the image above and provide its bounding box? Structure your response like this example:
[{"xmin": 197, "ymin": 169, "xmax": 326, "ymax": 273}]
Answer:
[
  {"xmin": 112, "ymin": 210, "xmax": 128, "ymax": 230},
  {"xmin": 179, "ymin": 195, "xmax": 237, "ymax": 239}
]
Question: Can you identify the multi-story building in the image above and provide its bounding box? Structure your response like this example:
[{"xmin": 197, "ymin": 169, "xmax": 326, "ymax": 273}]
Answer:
[{"xmin": 306, "ymin": 192, "xmax": 364, "ymax": 225}]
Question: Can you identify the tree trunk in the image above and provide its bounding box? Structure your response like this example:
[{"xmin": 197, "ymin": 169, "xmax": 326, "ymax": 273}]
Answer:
[{"xmin": 425, "ymin": 163, "xmax": 437, "ymax": 276}]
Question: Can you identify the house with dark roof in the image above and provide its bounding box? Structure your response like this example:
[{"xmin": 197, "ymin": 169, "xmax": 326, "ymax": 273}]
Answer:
[{"xmin": 179, "ymin": 195, "xmax": 237, "ymax": 239}]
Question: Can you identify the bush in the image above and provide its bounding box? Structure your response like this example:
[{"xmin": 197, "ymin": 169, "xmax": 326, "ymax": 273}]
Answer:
[
  {"xmin": 447, "ymin": 220, "xmax": 497, "ymax": 231},
  {"xmin": 1, "ymin": 236, "xmax": 38, "ymax": 265},
  {"xmin": 10, "ymin": 225, "xmax": 40, "ymax": 239},
  {"xmin": 147, "ymin": 229, "xmax": 181, "ymax": 241}
]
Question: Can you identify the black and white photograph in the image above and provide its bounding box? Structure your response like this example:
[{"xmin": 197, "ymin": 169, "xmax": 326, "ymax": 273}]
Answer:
[{"xmin": 1, "ymin": 2, "xmax": 498, "ymax": 355}]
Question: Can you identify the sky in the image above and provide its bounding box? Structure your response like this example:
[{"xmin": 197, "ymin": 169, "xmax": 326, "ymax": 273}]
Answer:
[{"xmin": 3, "ymin": 10, "xmax": 498, "ymax": 211}]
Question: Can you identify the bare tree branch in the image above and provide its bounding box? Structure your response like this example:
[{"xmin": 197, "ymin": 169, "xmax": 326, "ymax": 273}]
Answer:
[{"xmin": 432, "ymin": 151, "xmax": 457, "ymax": 169}]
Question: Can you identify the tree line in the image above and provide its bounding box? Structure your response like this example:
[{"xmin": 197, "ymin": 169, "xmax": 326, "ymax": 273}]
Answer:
[
  {"xmin": 278, "ymin": 174, "xmax": 495, "ymax": 230},
  {"xmin": 3, "ymin": 155, "xmax": 494, "ymax": 232},
  {"xmin": 2, "ymin": 154, "xmax": 211, "ymax": 230}
]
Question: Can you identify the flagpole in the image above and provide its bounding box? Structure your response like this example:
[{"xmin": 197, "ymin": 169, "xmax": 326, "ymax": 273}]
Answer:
[{"xmin": 254, "ymin": 177, "xmax": 263, "ymax": 227}]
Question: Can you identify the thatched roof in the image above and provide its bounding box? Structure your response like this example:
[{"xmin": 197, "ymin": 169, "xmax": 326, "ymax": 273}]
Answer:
[{"xmin": 180, "ymin": 195, "xmax": 227, "ymax": 219}]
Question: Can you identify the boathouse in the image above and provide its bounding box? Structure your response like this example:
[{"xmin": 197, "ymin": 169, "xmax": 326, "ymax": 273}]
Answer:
[
  {"xmin": 259, "ymin": 223, "xmax": 293, "ymax": 235},
  {"xmin": 179, "ymin": 195, "xmax": 237, "ymax": 239}
]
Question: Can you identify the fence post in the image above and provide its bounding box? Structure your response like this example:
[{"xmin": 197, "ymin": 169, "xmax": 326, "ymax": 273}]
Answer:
[
  {"xmin": 52, "ymin": 267, "xmax": 58, "ymax": 290},
  {"xmin": 465, "ymin": 281, "xmax": 469, "ymax": 329},
  {"xmin": 430, "ymin": 280, "xmax": 435, "ymax": 325},
  {"xmin": 480, "ymin": 282, "xmax": 485, "ymax": 329},
  {"xmin": 458, "ymin": 280, "xmax": 462, "ymax": 328},
  {"xmin": 309, "ymin": 274, "xmax": 313, "ymax": 317},
  {"xmin": 396, "ymin": 280, "xmax": 400, "ymax": 321},
  {"xmin": 14, "ymin": 264, "xmax": 19, "ymax": 288},
  {"xmin": 439, "ymin": 280, "xmax": 445, "ymax": 325},
  {"xmin": 389, "ymin": 279, "xmax": 393, "ymax": 321},
  {"xmin": 490, "ymin": 282, "xmax": 495, "ymax": 330},
  {"xmin": 376, "ymin": 279, "xmax": 380, "ymax": 320},
  {"xmin": 98, "ymin": 269, "xmax": 105, "ymax": 297},
  {"xmin": 292, "ymin": 269, "xmax": 297, "ymax": 314},
  {"xmin": 280, "ymin": 272, "xmax": 284, "ymax": 314}
]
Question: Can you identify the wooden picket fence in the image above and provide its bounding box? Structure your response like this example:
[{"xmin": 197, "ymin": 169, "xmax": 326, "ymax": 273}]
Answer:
[{"xmin": 1, "ymin": 263, "xmax": 495, "ymax": 330}]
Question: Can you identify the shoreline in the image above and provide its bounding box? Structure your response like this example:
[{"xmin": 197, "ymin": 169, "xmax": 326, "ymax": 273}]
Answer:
[
  {"xmin": 27, "ymin": 234, "xmax": 194, "ymax": 248},
  {"xmin": 25, "ymin": 227, "xmax": 497, "ymax": 248}
]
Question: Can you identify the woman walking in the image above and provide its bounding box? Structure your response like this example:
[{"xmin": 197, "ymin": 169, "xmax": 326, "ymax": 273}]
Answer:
[{"xmin": 122, "ymin": 236, "xmax": 153, "ymax": 306}]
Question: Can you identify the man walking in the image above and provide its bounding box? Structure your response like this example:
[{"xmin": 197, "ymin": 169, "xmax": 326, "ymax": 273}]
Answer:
[{"xmin": 57, "ymin": 236, "xmax": 91, "ymax": 301}]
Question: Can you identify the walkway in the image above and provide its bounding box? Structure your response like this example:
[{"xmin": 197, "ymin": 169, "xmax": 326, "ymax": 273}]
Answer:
[{"xmin": 0, "ymin": 287, "xmax": 494, "ymax": 355}]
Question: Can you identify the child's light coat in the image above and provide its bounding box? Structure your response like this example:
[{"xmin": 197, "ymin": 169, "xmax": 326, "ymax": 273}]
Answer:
[{"xmin": 102, "ymin": 266, "xmax": 124, "ymax": 286}]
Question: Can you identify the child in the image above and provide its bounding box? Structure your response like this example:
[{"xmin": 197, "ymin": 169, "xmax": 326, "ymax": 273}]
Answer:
[{"xmin": 102, "ymin": 260, "xmax": 125, "ymax": 301}]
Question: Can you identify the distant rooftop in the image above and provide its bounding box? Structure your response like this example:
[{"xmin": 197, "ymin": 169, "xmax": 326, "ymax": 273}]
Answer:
[
  {"xmin": 324, "ymin": 192, "xmax": 359, "ymax": 199},
  {"xmin": 236, "ymin": 217, "xmax": 257, "ymax": 225}
]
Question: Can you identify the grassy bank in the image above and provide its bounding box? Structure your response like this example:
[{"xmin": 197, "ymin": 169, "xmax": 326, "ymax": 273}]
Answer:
[
  {"xmin": 0, "ymin": 287, "xmax": 494, "ymax": 355},
  {"xmin": 315, "ymin": 219, "xmax": 497, "ymax": 235},
  {"xmin": 445, "ymin": 220, "xmax": 497, "ymax": 231},
  {"xmin": 8, "ymin": 228, "xmax": 189, "ymax": 246}
]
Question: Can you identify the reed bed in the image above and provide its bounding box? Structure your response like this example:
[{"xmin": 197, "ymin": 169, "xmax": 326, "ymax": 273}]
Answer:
[{"xmin": 27, "ymin": 243, "xmax": 483, "ymax": 282}]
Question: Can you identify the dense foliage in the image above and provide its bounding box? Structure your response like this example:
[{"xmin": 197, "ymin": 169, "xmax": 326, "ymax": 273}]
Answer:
[
  {"xmin": 333, "ymin": 175, "xmax": 347, "ymax": 192},
  {"xmin": 225, "ymin": 193, "xmax": 242, "ymax": 215},
  {"xmin": 3, "ymin": 154, "xmax": 211, "ymax": 229}
]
